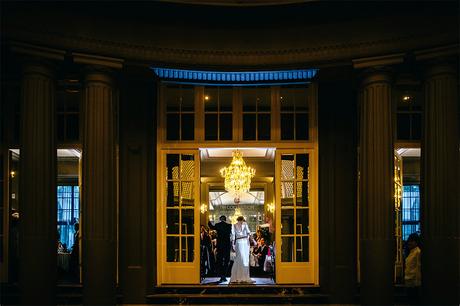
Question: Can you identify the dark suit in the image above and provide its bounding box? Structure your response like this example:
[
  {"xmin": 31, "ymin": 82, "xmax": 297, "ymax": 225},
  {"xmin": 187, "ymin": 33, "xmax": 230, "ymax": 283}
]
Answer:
[
  {"xmin": 208, "ymin": 220, "xmax": 232, "ymax": 279},
  {"xmin": 253, "ymin": 244, "xmax": 268, "ymax": 273}
]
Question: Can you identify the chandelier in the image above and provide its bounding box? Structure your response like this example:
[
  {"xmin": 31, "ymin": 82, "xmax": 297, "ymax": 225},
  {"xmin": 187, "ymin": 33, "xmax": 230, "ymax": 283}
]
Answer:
[{"xmin": 220, "ymin": 150, "xmax": 256, "ymax": 202}]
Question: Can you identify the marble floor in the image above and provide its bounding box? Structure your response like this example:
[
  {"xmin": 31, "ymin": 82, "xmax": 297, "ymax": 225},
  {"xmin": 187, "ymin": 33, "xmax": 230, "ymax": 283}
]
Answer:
[{"xmin": 201, "ymin": 277, "xmax": 275, "ymax": 285}]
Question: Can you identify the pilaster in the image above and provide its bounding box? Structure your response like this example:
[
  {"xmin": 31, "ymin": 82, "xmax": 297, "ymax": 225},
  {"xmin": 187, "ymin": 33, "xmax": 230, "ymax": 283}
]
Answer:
[
  {"xmin": 19, "ymin": 61, "xmax": 57, "ymax": 305},
  {"xmin": 358, "ymin": 67, "xmax": 395, "ymax": 305},
  {"xmin": 81, "ymin": 67, "xmax": 117, "ymax": 305},
  {"xmin": 421, "ymin": 62, "xmax": 459, "ymax": 304}
]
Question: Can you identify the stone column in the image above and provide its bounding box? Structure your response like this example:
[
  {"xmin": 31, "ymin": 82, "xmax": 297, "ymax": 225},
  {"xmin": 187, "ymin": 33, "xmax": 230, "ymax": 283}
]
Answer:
[
  {"xmin": 82, "ymin": 68, "xmax": 117, "ymax": 305},
  {"xmin": 19, "ymin": 62, "xmax": 57, "ymax": 305},
  {"xmin": 359, "ymin": 68, "xmax": 395, "ymax": 305},
  {"xmin": 422, "ymin": 62, "xmax": 459, "ymax": 305}
]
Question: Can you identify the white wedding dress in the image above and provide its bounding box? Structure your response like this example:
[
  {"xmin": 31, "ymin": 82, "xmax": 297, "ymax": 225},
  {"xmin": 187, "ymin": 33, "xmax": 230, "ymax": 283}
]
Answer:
[{"xmin": 230, "ymin": 222, "xmax": 253, "ymax": 283}]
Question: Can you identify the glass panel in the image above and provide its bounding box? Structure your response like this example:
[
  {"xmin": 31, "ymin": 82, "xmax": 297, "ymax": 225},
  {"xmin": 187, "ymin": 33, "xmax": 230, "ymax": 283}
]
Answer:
[
  {"xmin": 180, "ymin": 182, "xmax": 194, "ymax": 206},
  {"xmin": 412, "ymin": 113, "xmax": 421, "ymax": 140},
  {"xmin": 296, "ymin": 181, "xmax": 309, "ymax": 207},
  {"xmin": 295, "ymin": 113, "xmax": 309, "ymax": 140},
  {"xmin": 281, "ymin": 155, "xmax": 294, "ymax": 179},
  {"xmin": 67, "ymin": 114, "xmax": 79, "ymax": 141},
  {"xmin": 258, "ymin": 114, "xmax": 271, "ymax": 140},
  {"xmin": 281, "ymin": 182, "xmax": 294, "ymax": 205},
  {"xmin": 166, "ymin": 154, "xmax": 180, "ymax": 180},
  {"xmin": 181, "ymin": 114, "xmax": 194, "ymax": 140},
  {"xmin": 66, "ymin": 92, "xmax": 80, "ymax": 112},
  {"xmin": 296, "ymin": 236, "xmax": 309, "ymax": 262},
  {"xmin": 180, "ymin": 155, "xmax": 194, "ymax": 179},
  {"xmin": 257, "ymin": 88, "xmax": 271, "ymax": 111},
  {"xmin": 397, "ymin": 113, "xmax": 410, "ymax": 140},
  {"xmin": 219, "ymin": 114, "xmax": 232, "ymax": 140},
  {"xmin": 205, "ymin": 114, "xmax": 218, "ymax": 140},
  {"xmin": 294, "ymin": 88, "xmax": 308, "ymax": 111},
  {"xmin": 280, "ymin": 89, "xmax": 295, "ymax": 111},
  {"xmin": 281, "ymin": 236, "xmax": 294, "ymax": 262},
  {"xmin": 296, "ymin": 208, "xmax": 309, "ymax": 234},
  {"xmin": 167, "ymin": 209, "xmax": 179, "ymax": 234},
  {"xmin": 57, "ymin": 114, "xmax": 65, "ymax": 142},
  {"xmin": 296, "ymin": 154, "xmax": 309, "ymax": 179},
  {"xmin": 243, "ymin": 114, "xmax": 256, "ymax": 140},
  {"xmin": 167, "ymin": 236, "xmax": 180, "ymax": 262},
  {"xmin": 281, "ymin": 113, "xmax": 294, "ymax": 140},
  {"xmin": 181, "ymin": 86, "xmax": 194, "ymax": 111},
  {"xmin": 166, "ymin": 114, "xmax": 180, "ymax": 140},
  {"xmin": 181, "ymin": 237, "xmax": 194, "ymax": 262},
  {"xmin": 281, "ymin": 209, "xmax": 294, "ymax": 234},
  {"xmin": 220, "ymin": 88, "xmax": 233, "ymax": 111},
  {"xmin": 181, "ymin": 209, "xmax": 194, "ymax": 234},
  {"xmin": 166, "ymin": 86, "xmax": 181, "ymax": 111},
  {"xmin": 242, "ymin": 88, "xmax": 257, "ymax": 111},
  {"xmin": 166, "ymin": 182, "xmax": 180, "ymax": 207},
  {"xmin": 204, "ymin": 87, "xmax": 218, "ymax": 111}
]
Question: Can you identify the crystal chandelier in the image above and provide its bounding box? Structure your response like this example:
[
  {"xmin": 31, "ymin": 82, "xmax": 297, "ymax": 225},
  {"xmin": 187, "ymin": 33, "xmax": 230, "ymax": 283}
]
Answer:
[{"xmin": 220, "ymin": 150, "xmax": 256, "ymax": 201}]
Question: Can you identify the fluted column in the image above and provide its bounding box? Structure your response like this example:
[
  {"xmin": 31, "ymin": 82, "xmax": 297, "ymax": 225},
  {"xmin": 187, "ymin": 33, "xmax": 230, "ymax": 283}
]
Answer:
[
  {"xmin": 359, "ymin": 68, "xmax": 395, "ymax": 305},
  {"xmin": 422, "ymin": 63, "xmax": 459, "ymax": 305},
  {"xmin": 82, "ymin": 68, "xmax": 117, "ymax": 305},
  {"xmin": 19, "ymin": 62, "xmax": 57, "ymax": 305}
]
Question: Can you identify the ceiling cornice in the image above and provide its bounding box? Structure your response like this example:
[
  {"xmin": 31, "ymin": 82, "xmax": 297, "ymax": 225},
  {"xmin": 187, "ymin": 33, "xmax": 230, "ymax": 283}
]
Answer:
[{"xmin": 4, "ymin": 25, "xmax": 457, "ymax": 68}]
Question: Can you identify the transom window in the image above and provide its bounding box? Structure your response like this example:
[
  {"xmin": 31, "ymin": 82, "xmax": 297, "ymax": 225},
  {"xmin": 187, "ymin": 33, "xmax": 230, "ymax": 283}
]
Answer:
[
  {"xmin": 242, "ymin": 87, "xmax": 271, "ymax": 141},
  {"xmin": 165, "ymin": 85, "xmax": 195, "ymax": 141},
  {"xmin": 204, "ymin": 87, "xmax": 233, "ymax": 141},
  {"xmin": 280, "ymin": 86, "xmax": 309, "ymax": 140}
]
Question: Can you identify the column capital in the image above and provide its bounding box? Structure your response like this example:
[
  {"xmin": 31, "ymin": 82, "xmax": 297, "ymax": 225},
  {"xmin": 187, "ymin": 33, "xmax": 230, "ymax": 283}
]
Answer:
[
  {"xmin": 84, "ymin": 66, "xmax": 115, "ymax": 86},
  {"xmin": 423, "ymin": 61, "xmax": 458, "ymax": 79},
  {"xmin": 360, "ymin": 66, "xmax": 393, "ymax": 87},
  {"xmin": 21, "ymin": 60, "xmax": 56, "ymax": 79}
]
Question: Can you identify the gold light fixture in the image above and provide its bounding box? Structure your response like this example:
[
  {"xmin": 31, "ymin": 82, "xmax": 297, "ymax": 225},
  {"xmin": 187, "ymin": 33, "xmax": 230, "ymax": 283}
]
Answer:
[{"xmin": 220, "ymin": 150, "xmax": 256, "ymax": 202}]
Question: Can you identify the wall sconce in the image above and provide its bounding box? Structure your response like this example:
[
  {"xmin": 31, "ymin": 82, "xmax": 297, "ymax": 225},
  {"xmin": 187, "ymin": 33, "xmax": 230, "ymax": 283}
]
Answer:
[
  {"xmin": 267, "ymin": 202, "xmax": 275, "ymax": 214},
  {"xmin": 200, "ymin": 203, "xmax": 208, "ymax": 214}
]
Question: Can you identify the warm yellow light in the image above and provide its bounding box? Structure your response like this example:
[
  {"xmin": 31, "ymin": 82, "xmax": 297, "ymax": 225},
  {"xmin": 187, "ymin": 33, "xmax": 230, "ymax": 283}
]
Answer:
[
  {"xmin": 204, "ymin": 95, "xmax": 210, "ymax": 101},
  {"xmin": 200, "ymin": 203, "xmax": 208, "ymax": 214},
  {"xmin": 220, "ymin": 150, "xmax": 256, "ymax": 200},
  {"xmin": 402, "ymin": 95, "xmax": 411, "ymax": 102},
  {"xmin": 267, "ymin": 203, "xmax": 275, "ymax": 214},
  {"xmin": 10, "ymin": 171, "xmax": 16, "ymax": 178}
]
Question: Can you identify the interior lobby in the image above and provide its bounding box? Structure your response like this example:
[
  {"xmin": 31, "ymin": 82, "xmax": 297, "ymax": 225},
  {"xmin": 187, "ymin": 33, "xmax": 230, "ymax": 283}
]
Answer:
[{"xmin": 1, "ymin": 1, "xmax": 459, "ymax": 305}]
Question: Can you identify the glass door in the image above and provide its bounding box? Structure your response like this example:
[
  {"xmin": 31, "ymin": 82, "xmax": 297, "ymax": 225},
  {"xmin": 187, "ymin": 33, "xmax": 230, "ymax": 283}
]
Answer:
[
  {"xmin": 157, "ymin": 150, "xmax": 200, "ymax": 284},
  {"xmin": 275, "ymin": 149, "xmax": 318, "ymax": 284}
]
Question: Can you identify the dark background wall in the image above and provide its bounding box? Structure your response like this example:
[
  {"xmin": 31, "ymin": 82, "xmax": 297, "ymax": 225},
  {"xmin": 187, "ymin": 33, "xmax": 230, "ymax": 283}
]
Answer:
[
  {"xmin": 118, "ymin": 66, "xmax": 156, "ymax": 303},
  {"xmin": 318, "ymin": 66, "xmax": 358, "ymax": 303}
]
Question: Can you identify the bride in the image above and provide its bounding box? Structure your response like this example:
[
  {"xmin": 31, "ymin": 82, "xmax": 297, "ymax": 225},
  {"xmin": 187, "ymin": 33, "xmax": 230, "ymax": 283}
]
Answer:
[{"xmin": 230, "ymin": 216, "xmax": 254, "ymax": 283}]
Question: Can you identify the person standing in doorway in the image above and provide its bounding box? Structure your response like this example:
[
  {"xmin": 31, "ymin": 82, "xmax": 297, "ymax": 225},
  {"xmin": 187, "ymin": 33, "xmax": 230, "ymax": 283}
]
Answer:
[
  {"xmin": 208, "ymin": 215, "xmax": 232, "ymax": 282},
  {"xmin": 405, "ymin": 233, "xmax": 421, "ymax": 304}
]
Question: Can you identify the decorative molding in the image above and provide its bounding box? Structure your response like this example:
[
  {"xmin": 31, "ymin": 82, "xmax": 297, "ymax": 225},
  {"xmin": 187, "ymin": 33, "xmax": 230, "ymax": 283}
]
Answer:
[
  {"xmin": 4, "ymin": 25, "xmax": 457, "ymax": 67},
  {"xmin": 414, "ymin": 44, "xmax": 459, "ymax": 61},
  {"xmin": 73, "ymin": 52, "xmax": 124, "ymax": 69},
  {"xmin": 10, "ymin": 41, "xmax": 65, "ymax": 61},
  {"xmin": 352, "ymin": 53, "xmax": 405, "ymax": 69},
  {"xmin": 152, "ymin": 67, "xmax": 317, "ymax": 84}
]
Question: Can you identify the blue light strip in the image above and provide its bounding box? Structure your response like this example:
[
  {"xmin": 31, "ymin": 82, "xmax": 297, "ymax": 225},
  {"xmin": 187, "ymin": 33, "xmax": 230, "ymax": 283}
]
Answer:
[{"xmin": 152, "ymin": 68, "xmax": 318, "ymax": 84}]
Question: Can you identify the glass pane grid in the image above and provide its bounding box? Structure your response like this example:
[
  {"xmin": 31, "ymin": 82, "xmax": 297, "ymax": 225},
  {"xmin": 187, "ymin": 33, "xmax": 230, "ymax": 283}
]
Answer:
[
  {"xmin": 280, "ymin": 153, "xmax": 310, "ymax": 262},
  {"xmin": 166, "ymin": 154, "xmax": 195, "ymax": 262}
]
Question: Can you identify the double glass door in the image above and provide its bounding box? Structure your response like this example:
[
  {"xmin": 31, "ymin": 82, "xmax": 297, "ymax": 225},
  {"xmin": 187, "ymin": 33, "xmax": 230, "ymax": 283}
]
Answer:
[{"xmin": 157, "ymin": 149, "xmax": 317, "ymax": 285}]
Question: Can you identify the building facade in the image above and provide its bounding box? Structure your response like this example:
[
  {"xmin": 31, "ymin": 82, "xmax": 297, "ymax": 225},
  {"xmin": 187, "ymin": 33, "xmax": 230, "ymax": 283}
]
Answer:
[{"xmin": 1, "ymin": 1, "xmax": 459, "ymax": 305}]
